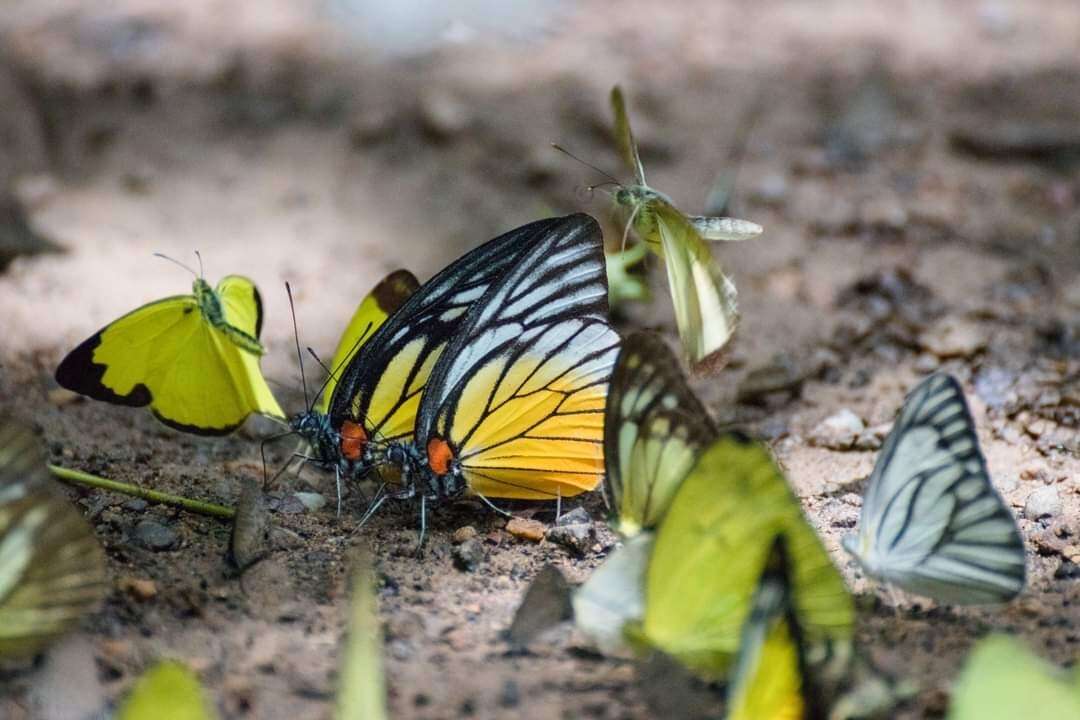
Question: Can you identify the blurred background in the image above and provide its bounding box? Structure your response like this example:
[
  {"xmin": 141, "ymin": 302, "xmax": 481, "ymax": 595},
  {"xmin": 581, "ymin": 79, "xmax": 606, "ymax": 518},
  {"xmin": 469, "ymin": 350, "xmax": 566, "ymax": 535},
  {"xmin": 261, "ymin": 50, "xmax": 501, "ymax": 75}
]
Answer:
[{"xmin": 1, "ymin": 2, "xmax": 1078, "ymax": 718}]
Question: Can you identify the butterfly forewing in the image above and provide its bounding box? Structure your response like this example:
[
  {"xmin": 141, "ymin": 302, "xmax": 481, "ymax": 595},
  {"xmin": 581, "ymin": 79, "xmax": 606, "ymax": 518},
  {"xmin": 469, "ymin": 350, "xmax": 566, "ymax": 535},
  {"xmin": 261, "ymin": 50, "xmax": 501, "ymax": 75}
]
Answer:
[
  {"xmin": 0, "ymin": 422, "xmax": 106, "ymax": 657},
  {"xmin": 846, "ymin": 374, "xmax": 1025, "ymax": 605},
  {"xmin": 610, "ymin": 85, "xmax": 646, "ymax": 185},
  {"xmin": 603, "ymin": 332, "xmax": 716, "ymax": 535},
  {"xmin": 415, "ymin": 213, "xmax": 620, "ymax": 500}
]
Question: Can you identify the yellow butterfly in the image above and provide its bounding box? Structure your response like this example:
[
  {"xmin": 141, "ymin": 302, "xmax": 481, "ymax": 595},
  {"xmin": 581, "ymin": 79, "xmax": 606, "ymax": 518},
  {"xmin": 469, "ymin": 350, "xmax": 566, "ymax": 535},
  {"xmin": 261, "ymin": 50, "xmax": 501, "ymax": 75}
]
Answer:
[
  {"xmin": 292, "ymin": 216, "xmax": 604, "ymax": 498},
  {"xmin": 56, "ymin": 266, "xmax": 284, "ymax": 435},
  {"xmin": 0, "ymin": 420, "xmax": 107, "ymax": 658},
  {"xmin": 639, "ymin": 434, "xmax": 854, "ymax": 677},
  {"xmin": 315, "ymin": 269, "xmax": 419, "ymax": 415},
  {"xmin": 373, "ymin": 213, "xmax": 619, "ymax": 539},
  {"xmin": 609, "ymin": 85, "xmax": 762, "ymax": 366},
  {"xmin": 602, "ymin": 331, "xmax": 717, "ymax": 537},
  {"xmin": 725, "ymin": 534, "xmax": 823, "ymax": 720}
]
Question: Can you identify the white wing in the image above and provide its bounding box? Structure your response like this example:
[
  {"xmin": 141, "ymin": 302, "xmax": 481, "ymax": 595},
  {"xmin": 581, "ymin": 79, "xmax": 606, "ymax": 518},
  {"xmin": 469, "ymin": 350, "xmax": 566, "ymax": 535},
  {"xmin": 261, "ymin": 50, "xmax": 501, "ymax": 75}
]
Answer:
[{"xmin": 843, "ymin": 374, "xmax": 1025, "ymax": 605}]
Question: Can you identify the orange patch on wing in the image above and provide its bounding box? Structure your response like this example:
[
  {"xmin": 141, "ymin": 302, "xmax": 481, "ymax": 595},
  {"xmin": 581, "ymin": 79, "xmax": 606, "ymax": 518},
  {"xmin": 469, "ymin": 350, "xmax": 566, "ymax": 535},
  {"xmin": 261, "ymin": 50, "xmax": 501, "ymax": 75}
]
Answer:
[
  {"xmin": 340, "ymin": 421, "xmax": 368, "ymax": 461},
  {"xmin": 427, "ymin": 437, "xmax": 454, "ymax": 475}
]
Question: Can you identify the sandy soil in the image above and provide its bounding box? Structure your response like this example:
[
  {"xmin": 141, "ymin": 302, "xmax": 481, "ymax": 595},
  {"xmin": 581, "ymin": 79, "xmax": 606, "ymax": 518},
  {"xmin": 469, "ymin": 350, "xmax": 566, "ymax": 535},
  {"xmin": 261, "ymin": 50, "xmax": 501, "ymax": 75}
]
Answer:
[{"xmin": 0, "ymin": 1, "xmax": 1078, "ymax": 718}]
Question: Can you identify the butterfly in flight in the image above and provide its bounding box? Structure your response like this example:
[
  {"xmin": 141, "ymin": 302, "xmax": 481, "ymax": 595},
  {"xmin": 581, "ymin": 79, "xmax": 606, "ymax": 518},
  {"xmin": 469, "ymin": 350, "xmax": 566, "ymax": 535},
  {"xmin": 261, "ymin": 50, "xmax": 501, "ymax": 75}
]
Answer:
[
  {"xmin": 0, "ymin": 420, "xmax": 107, "ymax": 658},
  {"xmin": 842, "ymin": 373, "xmax": 1026, "ymax": 605},
  {"xmin": 606, "ymin": 85, "xmax": 763, "ymax": 367},
  {"xmin": 55, "ymin": 258, "xmax": 284, "ymax": 435}
]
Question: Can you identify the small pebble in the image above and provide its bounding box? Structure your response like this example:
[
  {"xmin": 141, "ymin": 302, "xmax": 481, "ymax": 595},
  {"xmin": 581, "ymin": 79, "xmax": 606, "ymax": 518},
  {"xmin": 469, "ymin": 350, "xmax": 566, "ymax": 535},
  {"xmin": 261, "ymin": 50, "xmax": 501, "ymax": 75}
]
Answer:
[
  {"xmin": 1024, "ymin": 485, "xmax": 1062, "ymax": 520},
  {"xmin": 918, "ymin": 318, "xmax": 986, "ymax": 358},
  {"xmin": 118, "ymin": 576, "xmax": 158, "ymax": 600},
  {"xmin": 506, "ymin": 517, "xmax": 546, "ymax": 542},
  {"xmin": 418, "ymin": 89, "xmax": 470, "ymax": 139},
  {"xmin": 122, "ymin": 498, "xmax": 148, "ymax": 512},
  {"xmin": 452, "ymin": 525, "xmax": 478, "ymax": 544},
  {"xmin": 546, "ymin": 523, "xmax": 594, "ymax": 557},
  {"xmin": 452, "ymin": 538, "xmax": 484, "ymax": 572},
  {"xmin": 499, "ymin": 680, "xmax": 520, "ymax": 708},
  {"xmin": 556, "ymin": 507, "xmax": 591, "ymax": 526},
  {"xmin": 47, "ymin": 388, "xmax": 80, "ymax": 406},
  {"xmin": 291, "ymin": 492, "xmax": 327, "ymax": 512},
  {"xmin": 130, "ymin": 519, "xmax": 179, "ymax": 551},
  {"xmin": 809, "ymin": 408, "xmax": 865, "ymax": 450}
]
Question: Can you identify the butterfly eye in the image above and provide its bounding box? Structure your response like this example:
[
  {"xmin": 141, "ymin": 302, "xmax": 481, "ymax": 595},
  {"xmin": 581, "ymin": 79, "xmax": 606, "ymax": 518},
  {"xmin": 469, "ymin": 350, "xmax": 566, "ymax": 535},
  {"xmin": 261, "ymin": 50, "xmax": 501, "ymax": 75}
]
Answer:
[
  {"xmin": 426, "ymin": 437, "xmax": 454, "ymax": 475},
  {"xmin": 340, "ymin": 421, "xmax": 368, "ymax": 461}
]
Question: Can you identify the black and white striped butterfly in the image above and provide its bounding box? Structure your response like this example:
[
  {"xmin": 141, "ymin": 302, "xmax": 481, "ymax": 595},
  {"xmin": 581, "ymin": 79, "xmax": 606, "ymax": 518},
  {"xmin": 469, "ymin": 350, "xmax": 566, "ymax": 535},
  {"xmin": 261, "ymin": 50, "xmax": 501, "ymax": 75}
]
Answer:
[
  {"xmin": 0, "ymin": 421, "xmax": 107, "ymax": 657},
  {"xmin": 842, "ymin": 374, "xmax": 1025, "ymax": 605}
]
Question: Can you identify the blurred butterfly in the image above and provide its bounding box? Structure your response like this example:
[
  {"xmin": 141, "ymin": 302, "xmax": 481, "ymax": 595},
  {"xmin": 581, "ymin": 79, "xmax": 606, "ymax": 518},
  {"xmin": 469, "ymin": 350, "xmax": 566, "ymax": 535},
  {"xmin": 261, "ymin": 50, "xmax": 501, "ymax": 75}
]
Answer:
[
  {"xmin": 337, "ymin": 554, "xmax": 388, "ymax": 720},
  {"xmin": 118, "ymin": 661, "xmax": 218, "ymax": 720},
  {"xmin": 373, "ymin": 213, "xmax": 619, "ymax": 541},
  {"xmin": 842, "ymin": 373, "xmax": 1026, "ymax": 605},
  {"xmin": 56, "ymin": 260, "xmax": 284, "ymax": 435},
  {"xmin": 291, "ymin": 216, "xmax": 600, "ymax": 503},
  {"xmin": 602, "ymin": 331, "xmax": 717, "ymax": 538},
  {"xmin": 637, "ymin": 434, "xmax": 854, "ymax": 677},
  {"xmin": 0, "ymin": 420, "xmax": 106, "ymax": 658},
  {"xmin": 608, "ymin": 85, "xmax": 762, "ymax": 366},
  {"xmin": 725, "ymin": 534, "xmax": 825, "ymax": 720},
  {"xmin": 315, "ymin": 269, "xmax": 419, "ymax": 415},
  {"xmin": 948, "ymin": 635, "xmax": 1080, "ymax": 720},
  {"xmin": 575, "ymin": 433, "xmax": 854, "ymax": 678}
]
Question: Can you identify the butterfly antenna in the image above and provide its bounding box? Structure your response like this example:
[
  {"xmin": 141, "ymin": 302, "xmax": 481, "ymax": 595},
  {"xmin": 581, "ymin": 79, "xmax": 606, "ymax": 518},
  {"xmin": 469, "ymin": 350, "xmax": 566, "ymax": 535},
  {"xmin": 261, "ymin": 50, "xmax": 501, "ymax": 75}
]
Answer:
[
  {"xmin": 194, "ymin": 250, "xmax": 205, "ymax": 278},
  {"xmin": 153, "ymin": 252, "xmax": 198, "ymax": 278},
  {"xmin": 551, "ymin": 143, "xmax": 621, "ymax": 186},
  {"xmin": 621, "ymin": 202, "xmax": 641, "ymax": 252},
  {"xmin": 259, "ymin": 429, "xmax": 298, "ymax": 489},
  {"xmin": 285, "ymin": 282, "xmax": 310, "ymax": 410},
  {"xmin": 307, "ymin": 346, "xmax": 340, "ymax": 409}
]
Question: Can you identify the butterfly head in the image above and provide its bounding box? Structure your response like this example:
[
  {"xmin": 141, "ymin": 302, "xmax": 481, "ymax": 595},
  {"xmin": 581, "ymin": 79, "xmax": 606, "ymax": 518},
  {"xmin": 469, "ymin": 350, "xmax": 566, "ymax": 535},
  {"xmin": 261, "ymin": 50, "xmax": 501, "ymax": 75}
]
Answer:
[{"xmin": 613, "ymin": 184, "xmax": 669, "ymax": 210}]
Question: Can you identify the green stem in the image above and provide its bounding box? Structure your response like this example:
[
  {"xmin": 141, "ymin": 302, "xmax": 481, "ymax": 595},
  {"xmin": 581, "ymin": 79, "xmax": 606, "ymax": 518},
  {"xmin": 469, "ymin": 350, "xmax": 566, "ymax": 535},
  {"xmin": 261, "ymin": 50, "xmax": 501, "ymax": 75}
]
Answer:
[{"xmin": 48, "ymin": 464, "xmax": 236, "ymax": 520}]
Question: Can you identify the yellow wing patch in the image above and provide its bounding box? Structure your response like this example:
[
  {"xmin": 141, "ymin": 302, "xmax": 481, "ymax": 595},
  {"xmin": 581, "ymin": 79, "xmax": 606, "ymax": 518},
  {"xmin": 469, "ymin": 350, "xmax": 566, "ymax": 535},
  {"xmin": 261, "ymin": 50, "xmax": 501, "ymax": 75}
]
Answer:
[
  {"xmin": 318, "ymin": 270, "xmax": 419, "ymax": 414},
  {"xmin": 55, "ymin": 275, "xmax": 283, "ymax": 436}
]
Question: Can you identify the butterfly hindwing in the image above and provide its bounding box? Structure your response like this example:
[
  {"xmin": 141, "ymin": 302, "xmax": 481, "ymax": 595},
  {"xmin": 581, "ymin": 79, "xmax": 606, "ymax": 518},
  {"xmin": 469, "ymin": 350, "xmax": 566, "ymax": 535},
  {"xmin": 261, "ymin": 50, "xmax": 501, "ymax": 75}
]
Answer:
[
  {"xmin": 843, "ymin": 374, "xmax": 1025, "ymax": 605},
  {"xmin": 603, "ymin": 331, "xmax": 716, "ymax": 536},
  {"xmin": 414, "ymin": 213, "xmax": 620, "ymax": 500},
  {"xmin": 0, "ymin": 421, "xmax": 106, "ymax": 658}
]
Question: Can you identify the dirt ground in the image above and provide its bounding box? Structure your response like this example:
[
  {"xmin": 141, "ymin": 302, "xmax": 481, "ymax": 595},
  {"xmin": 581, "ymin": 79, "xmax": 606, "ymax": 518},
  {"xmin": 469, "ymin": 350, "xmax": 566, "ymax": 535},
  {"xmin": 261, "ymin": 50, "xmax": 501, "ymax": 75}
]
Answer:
[{"xmin": 1, "ymin": 1, "xmax": 1078, "ymax": 718}]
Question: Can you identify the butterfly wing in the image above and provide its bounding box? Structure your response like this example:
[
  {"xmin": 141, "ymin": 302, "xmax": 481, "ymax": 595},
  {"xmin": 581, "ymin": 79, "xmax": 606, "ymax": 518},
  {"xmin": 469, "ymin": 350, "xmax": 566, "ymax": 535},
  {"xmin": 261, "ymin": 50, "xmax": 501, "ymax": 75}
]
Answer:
[
  {"xmin": 316, "ymin": 270, "xmax": 419, "ymax": 414},
  {"xmin": 216, "ymin": 275, "xmax": 285, "ymax": 422},
  {"xmin": 572, "ymin": 532, "xmax": 654, "ymax": 655},
  {"xmin": 611, "ymin": 85, "xmax": 647, "ymax": 185},
  {"xmin": 949, "ymin": 635, "xmax": 1080, "ymax": 720},
  {"xmin": 337, "ymin": 557, "xmax": 388, "ymax": 720},
  {"xmin": 415, "ymin": 213, "xmax": 620, "ymax": 499},
  {"xmin": 688, "ymin": 216, "xmax": 763, "ymax": 242},
  {"xmin": 643, "ymin": 435, "xmax": 854, "ymax": 677},
  {"xmin": 843, "ymin": 374, "xmax": 1025, "ymax": 605},
  {"xmin": 725, "ymin": 536, "xmax": 822, "ymax": 720},
  {"xmin": 327, "ymin": 218, "xmax": 574, "ymax": 445},
  {"xmin": 117, "ymin": 661, "xmax": 218, "ymax": 720},
  {"xmin": 603, "ymin": 331, "xmax": 716, "ymax": 536},
  {"xmin": 653, "ymin": 201, "xmax": 739, "ymax": 366},
  {"xmin": 0, "ymin": 422, "xmax": 106, "ymax": 658}
]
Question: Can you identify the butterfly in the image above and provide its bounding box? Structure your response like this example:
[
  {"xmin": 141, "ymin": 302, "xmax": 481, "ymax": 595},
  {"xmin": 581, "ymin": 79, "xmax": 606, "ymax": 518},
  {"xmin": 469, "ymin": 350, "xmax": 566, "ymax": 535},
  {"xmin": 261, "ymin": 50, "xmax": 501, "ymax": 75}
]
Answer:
[
  {"xmin": 637, "ymin": 434, "xmax": 854, "ymax": 677},
  {"xmin": 368, "ymin": 213, "xmax": 619, "ymax": 539},
  {"xmin": 842, "ymin": 373, "xmax": 1026, "ymax": 605},
  {"xmin": 292, "ymin": 215, "xmax": 615, "ymax": 509},
  {"xmin": 0, "ymin": 420, "xmax": 107, "ymax": 658},
  {"xmin": 608, "ymin": 85, "xmax": 763, "ymax": 366},
  {"xmin": 602, "ymin": 331, "xmax": 717, "ymax": 538},
  {"xmin": 315, "ymin": 269, "xmax": 419, "ymax": 415},
  {"xmin": 948, "ymin": 635, "xmax": 1080, "ymax": 720},
  {"xmin": 55, "ymin": 266, "xmax": 284, "ymax": 436},
  {"xmin": 724, "ymin": 534, "xmax": 825, "ymax": 720}
]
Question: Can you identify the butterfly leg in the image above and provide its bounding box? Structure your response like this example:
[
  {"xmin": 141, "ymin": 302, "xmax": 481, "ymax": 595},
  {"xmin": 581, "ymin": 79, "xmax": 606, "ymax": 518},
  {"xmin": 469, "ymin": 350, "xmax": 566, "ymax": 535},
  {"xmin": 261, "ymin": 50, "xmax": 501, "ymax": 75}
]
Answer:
[
  {"xmin": 335, "ymin": 465, "xmax": 343, "ymax": 517},
  {"xmin": 358, "ymin": 484, "xmax": 388, "ymax": 528},
  {"xmin": 475, "ymin": 491, "xmax": 512, "ymax": 518},
  {"xmin": 414, "ymin": 494, "xmax": 428, "ymax": 557}
]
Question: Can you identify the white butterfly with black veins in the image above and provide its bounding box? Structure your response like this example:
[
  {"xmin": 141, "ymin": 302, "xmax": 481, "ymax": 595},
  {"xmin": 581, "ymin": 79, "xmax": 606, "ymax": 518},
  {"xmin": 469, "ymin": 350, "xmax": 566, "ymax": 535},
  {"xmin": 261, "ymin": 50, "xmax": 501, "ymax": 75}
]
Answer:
[{"xmin": 842, "ymin": 374, "xmax": 1025, "ymax": 605}]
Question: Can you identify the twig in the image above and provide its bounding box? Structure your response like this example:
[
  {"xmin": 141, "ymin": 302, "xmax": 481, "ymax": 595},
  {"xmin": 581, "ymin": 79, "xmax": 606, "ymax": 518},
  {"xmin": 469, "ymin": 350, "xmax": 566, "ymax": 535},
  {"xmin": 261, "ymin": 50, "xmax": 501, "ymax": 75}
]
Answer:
[{"xmin": 48, "ymin": 464, "xmax": 236, "ymax": 520}]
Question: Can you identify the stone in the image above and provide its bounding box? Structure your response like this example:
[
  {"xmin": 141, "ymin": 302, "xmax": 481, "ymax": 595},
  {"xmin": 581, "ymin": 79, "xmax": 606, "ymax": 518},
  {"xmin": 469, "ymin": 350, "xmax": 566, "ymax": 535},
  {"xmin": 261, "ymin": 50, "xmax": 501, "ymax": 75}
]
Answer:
[
  {"xmin": 1024, "ymin": 485, "xmax": 1062, "ymax": 520},
  {"xmin": 291, "ymin": 492, "xmax": 327, "ymax": 512},
  {"xmin": 546, "ymin": 523, "xmax": 594, "ymax": 557},
  {"xmin": 118, "ymin": 576, "xmax": 158, "ymax": 600},
  {"xmin": 451, "ymin": 525, "xmax": 478, "ymax": 544},
  {"xmin": 451, "ymin": 539, "xmax": 484, "ymax": 572},
  {"xmin": 556, "ymin": 506, "xmax": 591, "ymax": 526},
  {"xmin": 506, "ymin": 517, "xmax": 546, "ymax": 542},
  {"xmin": 918, "ymin": 319, "xmax": 986, "ymax": 358},
  {"xmin": 130, "ymin": 519, "xmax": 179, "ymax": 551},
  {"xmin": 809, "ymin": 409, "xmax": 865, "ymax": 450}
]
